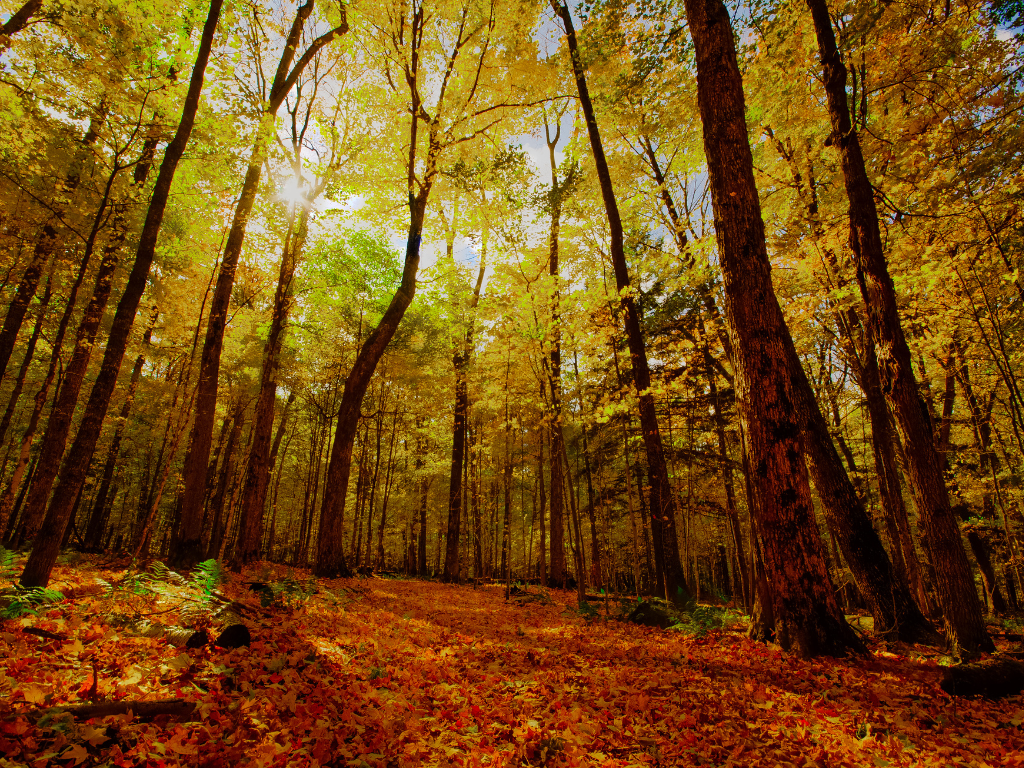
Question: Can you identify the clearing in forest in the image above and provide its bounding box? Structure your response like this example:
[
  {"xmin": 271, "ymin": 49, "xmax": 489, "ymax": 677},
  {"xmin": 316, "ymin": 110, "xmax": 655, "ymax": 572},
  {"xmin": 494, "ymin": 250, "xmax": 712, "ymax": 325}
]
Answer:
[{"xmin": 1, "ymin": 560, "xmax": 1022, "ymax": 767}]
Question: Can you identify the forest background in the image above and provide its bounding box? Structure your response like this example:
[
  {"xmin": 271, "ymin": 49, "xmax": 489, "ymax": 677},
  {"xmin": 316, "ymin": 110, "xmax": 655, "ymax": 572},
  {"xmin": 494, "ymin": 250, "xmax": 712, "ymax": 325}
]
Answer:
[{"xmin": 0, "ymin": 0, "xmax": 1022, "ymax": 661}]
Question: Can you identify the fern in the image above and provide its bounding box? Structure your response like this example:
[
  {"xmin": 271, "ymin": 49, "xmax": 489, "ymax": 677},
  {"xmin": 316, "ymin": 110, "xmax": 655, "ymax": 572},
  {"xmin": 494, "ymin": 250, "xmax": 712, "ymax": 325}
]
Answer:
[
  {"xmin": 0, "ymin": 546, "xmax": 18, "ymax": 584},
  {"xmin": 1, "ymin": 585, "xmax": 64, "ymax": 618},
  {"xmin": 191, "ymin": 559, "xmax": 225, "ymax": 596}
]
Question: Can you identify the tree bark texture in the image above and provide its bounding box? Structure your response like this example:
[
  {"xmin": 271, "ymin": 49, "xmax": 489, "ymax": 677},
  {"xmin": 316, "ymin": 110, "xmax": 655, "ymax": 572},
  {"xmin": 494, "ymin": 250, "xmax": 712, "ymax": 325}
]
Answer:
[
  {"xmin": 683, "ymin": 0, "xmax": 862, "ymax": 657},
  {"xmin": 805, "ymin": 0, "xmax": 991, "ymax": 655}
]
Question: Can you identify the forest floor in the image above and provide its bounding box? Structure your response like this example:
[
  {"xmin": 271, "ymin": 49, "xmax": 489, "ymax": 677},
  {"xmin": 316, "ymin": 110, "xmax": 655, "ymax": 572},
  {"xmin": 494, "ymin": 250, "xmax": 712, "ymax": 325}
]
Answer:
[{"xmin": 1, "ymin": 558, "xmax": 1023, "ymax": 767}]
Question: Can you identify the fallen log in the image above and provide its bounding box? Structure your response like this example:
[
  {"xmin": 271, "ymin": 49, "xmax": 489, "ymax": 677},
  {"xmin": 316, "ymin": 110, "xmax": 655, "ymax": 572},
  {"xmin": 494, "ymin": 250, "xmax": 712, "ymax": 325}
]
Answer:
[
  {"xmin": 27, "ymin": 698, "xmax": 197, "ymax": 722},
  {"xmin": 582, "ymin": 593, "xmax": 637, "ymax": 602},
  {"xmin": 940, "ymin": 657, "xmax": 1024, "ymax": 700}
]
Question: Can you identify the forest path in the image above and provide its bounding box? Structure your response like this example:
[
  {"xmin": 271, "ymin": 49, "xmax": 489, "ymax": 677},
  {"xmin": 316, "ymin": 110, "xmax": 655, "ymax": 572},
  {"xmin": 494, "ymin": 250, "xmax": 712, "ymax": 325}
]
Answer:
[{"xmin": 1, "ymin": 562, "xmax": 1022, "ymax": 766}]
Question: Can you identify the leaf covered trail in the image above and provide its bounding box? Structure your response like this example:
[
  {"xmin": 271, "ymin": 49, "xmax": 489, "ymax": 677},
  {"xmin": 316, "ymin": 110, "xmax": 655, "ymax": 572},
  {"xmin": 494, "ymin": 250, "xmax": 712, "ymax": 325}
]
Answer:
[{"xmin": 2, "ymin": 564, "xmax": 1023, "ymax": 767}]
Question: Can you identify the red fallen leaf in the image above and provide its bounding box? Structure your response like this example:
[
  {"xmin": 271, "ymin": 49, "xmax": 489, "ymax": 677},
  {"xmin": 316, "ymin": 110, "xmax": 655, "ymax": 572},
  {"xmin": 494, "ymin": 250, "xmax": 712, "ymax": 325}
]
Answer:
[{"xmin": 1, "ymin": 718, "xmax": 29, "ymax": 736}]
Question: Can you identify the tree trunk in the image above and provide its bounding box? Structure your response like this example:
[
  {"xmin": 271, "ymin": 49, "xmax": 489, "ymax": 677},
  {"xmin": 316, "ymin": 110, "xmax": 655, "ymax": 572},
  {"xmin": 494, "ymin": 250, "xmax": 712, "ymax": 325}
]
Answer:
[
  {"xmin": 552, "ymin": 0, "xmax": 686, "ymax": 602},
  {"xmin": 18, "ymin": 148, "xmax": 150, "ymax": 544},
  {"xmin": 206, "ymin": 399, "xmax": 245, "ymax": 559},
  {"xmin": 0, "ymin": 0, "xmax": 44, "ymax": 50},
  {"xmin": 83, "ymin": 315, "xmax": 155, "ymax": 551},
  {"xmin": 0, "ymin": 273, "xmax": 51, "ymax": 447},
  {"xmin": 805, "ymin": 0, "xmax": 991, "ymax": 656},
  {"xmin": 376, "ymin": 408, "xmax": 399, "ymax": 569},
  {"xmin": 233, "ymin": 206, "xmax": 306, "ymax": 568},
  {"xmin": 0, "ymin": 113, "xmax": 103, "ymax": 384},
  {"xmin": 545, "ymin": 119, "xmax": 567, "ymax": 589},
  {"xmin": 682, "ymin": 0, "xmax": 862, "ymax": 657},
  {"xmin": 785, "ymin": 333, "xmax": 938, "ymax": 643},
  {"xmin": 175, "ymin": 1, "xmax": 348, "ymax": 567},
  {"xmin": 314, "ymin": 195, "xmax": 429, "ymax": 577},
  {"xmin": 18, "ymin": 0, "xmax": 224, "ymax": 588},
  {"xmin": 442, "ymin": 236, "xmax": 487, "ymax": 583}
]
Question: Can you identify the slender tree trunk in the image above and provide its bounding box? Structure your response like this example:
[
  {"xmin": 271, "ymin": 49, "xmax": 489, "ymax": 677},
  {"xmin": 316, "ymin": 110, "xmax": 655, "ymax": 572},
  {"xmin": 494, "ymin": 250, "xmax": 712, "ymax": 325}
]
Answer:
[
  {"xmin": 18, "ymin": 0, "xmax": 224, "ymax": 588},
  {"xmin": 233, "ymin": 207, "xmax": 306, "ymax": 568},
  {"xmin": 0, "ymin": 113, "xmax": 103, "ymax": 384},
  {"xmin": 175, "ymin": 1, "xmax": 348, "ymax": 567},
  {"xmin": 805, "ymin": 0, "xmax": 991, "ymax": 655},
  {"xmin": 376, "ymin": 408, "xmax": 399, "ymax": 569},
  {"xmin": 0, "ymin": 273, "xmax": 51, "ymax": 447},
  {"xmin": 442, "ymin": 242, "xmax": 487, "ymax": 583},
  {"xmin": 552, "ymin": 0, "xmax": 686, "ymax": 602},
  {"xmin": 682, "ymin": 0, "xmax": 862, "ymax": 656},
  {"xmin": 545, "ymin": 118, "xmax": 567, "ymax": 588},
  {"xmin": 18, "ymin": 149, "xmax": 152, "ymax": 544},
  {"xmin": 206, "ymin": 400, "xmax": 245, "ymax": 559},
  {"xmin": 83, "ymin": 314, "xmax": 155, "ymax": 551}
]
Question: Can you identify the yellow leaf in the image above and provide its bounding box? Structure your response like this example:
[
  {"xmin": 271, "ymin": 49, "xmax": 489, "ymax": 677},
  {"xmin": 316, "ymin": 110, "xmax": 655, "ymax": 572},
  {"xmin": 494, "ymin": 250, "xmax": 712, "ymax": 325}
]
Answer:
[
  {"xmin": 61, "ymin": 744, "xmax": 89, "ymax": 765},
  {"xmin": 80, "ymin": 724, "xmax": 109, "ymax": 747},
  {"xmin": 21, "ymin": 685, "xmax": 46, "ymax": 705}
]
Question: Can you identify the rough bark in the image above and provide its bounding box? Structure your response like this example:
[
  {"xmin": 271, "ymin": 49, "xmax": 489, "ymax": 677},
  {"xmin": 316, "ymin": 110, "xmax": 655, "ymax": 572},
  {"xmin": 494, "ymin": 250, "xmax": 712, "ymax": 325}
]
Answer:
[
  {"xmin": 682, "ymin": 0, "xmax": 862, "ymax": 657},
  {"xmin": 805, "ymin": 0, "xmax": 991, "ymax": 655},
  {"xmin": 18, "ymin": 0, "xmax": 224, "ymax": 588}
]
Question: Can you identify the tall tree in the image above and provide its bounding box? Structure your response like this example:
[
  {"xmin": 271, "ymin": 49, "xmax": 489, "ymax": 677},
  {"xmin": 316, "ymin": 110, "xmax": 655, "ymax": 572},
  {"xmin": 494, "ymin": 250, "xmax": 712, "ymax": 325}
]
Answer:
[
  {"xmin": 681, "ymin": 0, "xmax": 862, "ymax": 657},
  {"xmin": 316, "ymin": 0, "xmax": 531, "ymax": 577},
  {"xmin": 19, "ymin": 0, "xmax": 225, "ymax": 588},
  {"xmin": 804, "ymin": 0, "xmax": 992, "ymax": 655},
  {"xmin": 174, "ymin": 0, "xmax": 349, "ymax": 567},
  {"xmin": 551, "ymin": 0, "xmax": 687, "ymax": 601}
]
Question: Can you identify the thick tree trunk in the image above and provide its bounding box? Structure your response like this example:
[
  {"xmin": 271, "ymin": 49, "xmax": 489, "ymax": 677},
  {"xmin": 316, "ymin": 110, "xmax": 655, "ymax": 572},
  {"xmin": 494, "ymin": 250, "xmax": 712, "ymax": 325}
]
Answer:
[
  {"xmin": 805, "ymin": 0, "xmax": 991, "ymax": 655},
  {"xmin": 682, "ymin": 0, "xmax": 862, "ymax": 657},
  {"xmin": 0, "ymin": 0, "xmax": 44, "ymax": 49},
  {"xmin": 553, "ymin": 0, "xmax": 686, "ymax": 602},
  {"xmin": 785, "ymin": 335, "xmax": 938, "ymax": 643},
  {"xmin": 175, "ymin": 1, "xmax": 348, "ymax": 567},
  {"xmin": 18, "ymin": 0, "xmax": 224, "ymax": 588}
]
